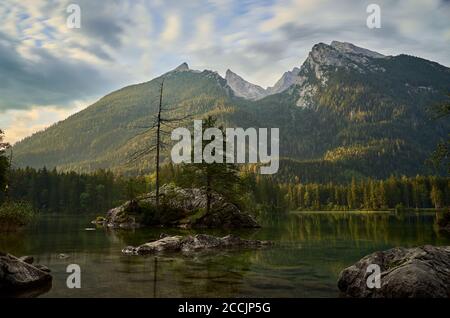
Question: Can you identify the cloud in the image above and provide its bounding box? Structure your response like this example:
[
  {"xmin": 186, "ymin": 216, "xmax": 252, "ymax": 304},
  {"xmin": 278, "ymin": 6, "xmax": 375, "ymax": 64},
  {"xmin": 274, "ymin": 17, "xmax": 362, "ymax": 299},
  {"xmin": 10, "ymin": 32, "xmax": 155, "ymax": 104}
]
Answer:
[
  {"xmin": 0, "ymin": 101, "xmax": 87, "ymax": 144},
  {"xmin": 160, "ymin": 13, "xmax": 181, "ymax": 44},
  {"xmin": 0, "ymin": 0, "xmax": 449, "ymax": 135},
  {"xmin": 0, "ymin": 31, "xmax": 117, "ymax": 111}
]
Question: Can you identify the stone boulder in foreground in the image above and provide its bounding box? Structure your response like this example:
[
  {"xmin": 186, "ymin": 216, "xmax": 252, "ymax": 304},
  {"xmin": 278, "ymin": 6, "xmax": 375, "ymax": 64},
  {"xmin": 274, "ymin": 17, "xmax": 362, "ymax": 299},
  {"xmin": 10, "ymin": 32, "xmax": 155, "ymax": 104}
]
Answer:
[
  {"xmin": 0, "ymin": 252, "xmax": 52, "ymax": 297},
  {"xmin": 98, "ymin": 185, "xmax": 260, "ymax": 229},
  {"xmin": 122, "ymin": 233, "xmax": 272, "ymax": 255},
  {"xmin": 338, "ymin": 245, "xmax": 450, "ymax": 298}
]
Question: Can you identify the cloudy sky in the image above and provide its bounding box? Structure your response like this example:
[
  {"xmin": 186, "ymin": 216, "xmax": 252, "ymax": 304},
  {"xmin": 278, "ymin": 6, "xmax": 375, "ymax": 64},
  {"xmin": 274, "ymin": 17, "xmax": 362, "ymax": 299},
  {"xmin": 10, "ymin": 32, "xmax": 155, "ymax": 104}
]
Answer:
[{"xmin": 0, "ymin": 0, "xmax": 449, "ymax": 144}]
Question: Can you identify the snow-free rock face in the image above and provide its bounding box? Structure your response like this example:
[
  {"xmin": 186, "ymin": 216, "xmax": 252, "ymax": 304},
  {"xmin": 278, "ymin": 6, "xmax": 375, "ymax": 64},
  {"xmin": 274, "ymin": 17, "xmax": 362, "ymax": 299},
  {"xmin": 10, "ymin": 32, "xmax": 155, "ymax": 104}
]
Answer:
[
  {"xmin": 122, "ymin": 233, "xmax": 272, "ymax": 255},
  {"xmin": 294, "ymin": 41, "xmax": 388, "ymax": 108},
  {"xmin": 100, "ymin": 185, "xmax": 260, "ymax": 229},
  {"xmin": 173, "ymin": 62, "xmax": 190, "ymax": 72},
  {"xmin": 266, "ymin": 67, "xmax": 303, "ymax": 95},
  {"xmin": 338, "ymin": 245, "xmax": 450, "ymax": 298},
  {"xmin": 225, "ymin": 41, "xmax": 388, "ymax": 103},
  {"xmin": 330, "ymin": 41, "xmax": 385, "ymax": 59},
  {"xmin": 225, "ymin": 69, "xmax": 268, "ymax": 100}
]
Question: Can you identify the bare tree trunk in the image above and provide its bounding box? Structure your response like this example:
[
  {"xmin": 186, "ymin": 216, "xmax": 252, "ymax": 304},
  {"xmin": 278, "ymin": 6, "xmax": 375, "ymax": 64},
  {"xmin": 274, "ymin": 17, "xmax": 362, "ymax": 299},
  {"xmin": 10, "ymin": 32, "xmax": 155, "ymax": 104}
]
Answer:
[
  {"xmin": 155, "ymin": 80, "xmax": 164, "ymax": 211},
  {"xmin": 5, "ymin": 148, "xmax": 12, "ymax": 202}
]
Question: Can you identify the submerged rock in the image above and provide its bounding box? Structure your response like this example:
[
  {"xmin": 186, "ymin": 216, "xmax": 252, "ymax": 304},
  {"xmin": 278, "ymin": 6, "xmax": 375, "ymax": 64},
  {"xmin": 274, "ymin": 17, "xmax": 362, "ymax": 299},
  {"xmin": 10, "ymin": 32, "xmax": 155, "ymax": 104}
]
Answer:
[
  {"xmin": 122, "ymin": 234, "xmax": 272, "ymax": 255},
  {"xmin": 0, "ymin": 252, "xmax": 52, "ymax": 296},
  {"xmin": 338, "ymin": 245, "xmax": 450, "ymax": 298},
  {"xmin": 101, "ymin": 185, "xmax": 260, "ymax": 229}
]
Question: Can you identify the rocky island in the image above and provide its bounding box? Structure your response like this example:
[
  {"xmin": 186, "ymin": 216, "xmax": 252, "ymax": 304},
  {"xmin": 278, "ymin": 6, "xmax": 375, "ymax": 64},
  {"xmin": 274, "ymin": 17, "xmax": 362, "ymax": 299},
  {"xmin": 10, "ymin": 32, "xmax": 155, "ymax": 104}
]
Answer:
[{"xmin": 94, "ymin": 185, "xmax": 260, "ymax": 229}]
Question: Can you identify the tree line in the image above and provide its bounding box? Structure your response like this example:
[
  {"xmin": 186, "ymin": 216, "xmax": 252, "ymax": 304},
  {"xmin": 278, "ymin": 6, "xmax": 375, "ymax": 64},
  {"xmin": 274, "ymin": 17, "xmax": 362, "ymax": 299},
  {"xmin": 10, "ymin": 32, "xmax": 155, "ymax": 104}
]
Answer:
[
  {"xmin": 0, "ymin": 165, "xmax": 448, "ymax": 214},
  {"xmin": 253, "ymin": 175, "xmax": 449, "ymax": 212},
  {"xmin": 1, "ymin": 167, "xmax": 148, "ymax": 212}
]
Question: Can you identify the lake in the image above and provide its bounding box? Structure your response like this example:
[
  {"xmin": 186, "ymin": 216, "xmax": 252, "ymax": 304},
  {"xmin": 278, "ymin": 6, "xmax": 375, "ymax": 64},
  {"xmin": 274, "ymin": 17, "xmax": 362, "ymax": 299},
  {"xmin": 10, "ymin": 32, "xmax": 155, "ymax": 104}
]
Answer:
[{"xmin": 1, "ymin": 211, "xmax": 449, "ymax": 297}]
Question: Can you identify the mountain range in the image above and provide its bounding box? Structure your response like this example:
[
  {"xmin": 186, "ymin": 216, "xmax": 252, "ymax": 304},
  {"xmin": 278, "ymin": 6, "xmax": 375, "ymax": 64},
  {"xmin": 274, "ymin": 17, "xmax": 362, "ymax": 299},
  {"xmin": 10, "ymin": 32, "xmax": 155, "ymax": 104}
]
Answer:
[{"xmin": 12, "ymin": 41, "xmax": 450, "ymax": 182}]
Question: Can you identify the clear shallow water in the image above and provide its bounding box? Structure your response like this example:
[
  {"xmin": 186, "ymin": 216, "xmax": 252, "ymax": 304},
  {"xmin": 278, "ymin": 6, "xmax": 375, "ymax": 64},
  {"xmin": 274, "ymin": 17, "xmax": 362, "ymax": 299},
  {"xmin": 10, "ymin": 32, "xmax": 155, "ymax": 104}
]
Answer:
[{"xmin": 1, "ymin": 211, "xmax": 449, "ymax": 298}]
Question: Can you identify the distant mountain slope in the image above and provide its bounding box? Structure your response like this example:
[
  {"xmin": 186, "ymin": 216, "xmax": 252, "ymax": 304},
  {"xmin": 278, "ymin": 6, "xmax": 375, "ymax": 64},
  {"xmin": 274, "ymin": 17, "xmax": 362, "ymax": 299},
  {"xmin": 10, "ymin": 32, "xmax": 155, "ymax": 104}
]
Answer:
[
  {"xmin": 266, "ymin": 67, "xmax": 302, "ymax": 95},
  {"xmin": 225, "ymin": 69, "xmax": 268, "ymax": 100},
  {"xmin": 13, "ymin": 42, "xmax": 450, "ymax": 181}
]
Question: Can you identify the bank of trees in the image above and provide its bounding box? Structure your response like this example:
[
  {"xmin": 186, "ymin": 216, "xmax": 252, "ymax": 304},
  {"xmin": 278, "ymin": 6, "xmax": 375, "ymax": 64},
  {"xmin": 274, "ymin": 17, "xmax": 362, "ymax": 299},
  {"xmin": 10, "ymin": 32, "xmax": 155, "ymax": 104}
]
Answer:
[
  {"xmin": 4, "ymin": 167, "xmax": 148, "ymax": 212},
  {"xmin": 253, "ymin": 175, "xmax": 449, "ymax": 211},
  {"xmin": 2, "ymin": 165, "xmax": 449, "ymax": 214}
]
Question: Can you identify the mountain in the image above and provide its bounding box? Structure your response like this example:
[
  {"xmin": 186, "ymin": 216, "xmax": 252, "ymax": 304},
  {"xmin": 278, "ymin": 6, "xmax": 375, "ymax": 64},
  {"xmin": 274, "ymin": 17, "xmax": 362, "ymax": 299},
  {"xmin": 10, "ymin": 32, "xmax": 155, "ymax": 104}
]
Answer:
[
  {"xmin": 12, "ymin": 41, "xmax": 450, "ymax": 182},
  {"xmin": 266, "ymin": 67, "xmax": 301, "ymax": 95},
  {"xmin": 225, "ymin": 67, "xmax": 302, "ymax": 99},
  {"xmin": 225, "ymin": 69, "xmax": 267, "ymax": 100}
]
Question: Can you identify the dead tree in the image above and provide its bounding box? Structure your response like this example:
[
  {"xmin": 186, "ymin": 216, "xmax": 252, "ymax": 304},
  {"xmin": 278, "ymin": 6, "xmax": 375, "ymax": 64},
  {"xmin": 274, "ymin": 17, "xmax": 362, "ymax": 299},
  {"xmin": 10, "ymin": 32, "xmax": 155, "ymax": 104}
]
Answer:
[{"xmin": 126, "ymin": 78, "xmax": 191, "ymax": 211}]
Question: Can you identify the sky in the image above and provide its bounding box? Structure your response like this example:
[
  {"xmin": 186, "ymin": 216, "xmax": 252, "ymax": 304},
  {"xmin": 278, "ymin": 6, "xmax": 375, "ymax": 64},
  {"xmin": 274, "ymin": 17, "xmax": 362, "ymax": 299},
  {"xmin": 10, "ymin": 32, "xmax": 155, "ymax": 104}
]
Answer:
[{"xmin": 0, "ymin": 0, "xmax": 449, "ymax": 144}]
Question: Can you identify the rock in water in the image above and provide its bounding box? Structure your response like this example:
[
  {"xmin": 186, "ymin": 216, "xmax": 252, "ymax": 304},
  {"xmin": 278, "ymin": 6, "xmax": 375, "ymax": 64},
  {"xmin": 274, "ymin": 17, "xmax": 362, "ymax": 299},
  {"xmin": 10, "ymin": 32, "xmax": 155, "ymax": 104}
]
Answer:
[
  {"xmin": 34, "ymin": 264, "xmax": 51, "ymax": 273},
  {"xmin": 338, "ymin": 245, "xmax": 450, "ymax": 298},
  {"xmin": 18, "ymin": 256, "xmax": 34, "ymax": 264},
  {"xmin": 0, "ymin": 253, "xmax": 52, "ymax": 295},
  {"xmin": 102, "ymin": 185, "xmax": 260, "ymax": 229},
  {"xmin": 122, "ymin": 234, "xmax": 272, "ymax": 255}
]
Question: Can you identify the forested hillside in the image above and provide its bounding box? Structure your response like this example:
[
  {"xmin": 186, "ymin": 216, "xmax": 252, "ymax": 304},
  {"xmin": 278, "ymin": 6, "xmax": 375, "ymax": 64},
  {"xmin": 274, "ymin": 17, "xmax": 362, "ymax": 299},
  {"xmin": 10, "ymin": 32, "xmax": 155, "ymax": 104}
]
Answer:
[{"xmin": 12, "ymin": 42, "xmax": 450, "ymax": 182}]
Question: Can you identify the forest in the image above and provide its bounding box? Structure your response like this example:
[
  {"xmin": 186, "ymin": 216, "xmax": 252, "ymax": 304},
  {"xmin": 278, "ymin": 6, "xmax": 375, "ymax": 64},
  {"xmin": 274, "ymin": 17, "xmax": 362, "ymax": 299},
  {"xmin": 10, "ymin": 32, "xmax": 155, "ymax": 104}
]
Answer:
[{"xmin": 1, "ymin": 165, "xmax": 448, "ymax": 214}]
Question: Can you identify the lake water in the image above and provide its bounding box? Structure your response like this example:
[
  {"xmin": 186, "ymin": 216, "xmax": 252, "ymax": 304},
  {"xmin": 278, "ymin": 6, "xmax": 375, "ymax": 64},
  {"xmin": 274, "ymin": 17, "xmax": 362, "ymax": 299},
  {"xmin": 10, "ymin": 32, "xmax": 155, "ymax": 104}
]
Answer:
[{"xmin": 1, "ymin": 211, "xmax": 449, "ymax": 298}]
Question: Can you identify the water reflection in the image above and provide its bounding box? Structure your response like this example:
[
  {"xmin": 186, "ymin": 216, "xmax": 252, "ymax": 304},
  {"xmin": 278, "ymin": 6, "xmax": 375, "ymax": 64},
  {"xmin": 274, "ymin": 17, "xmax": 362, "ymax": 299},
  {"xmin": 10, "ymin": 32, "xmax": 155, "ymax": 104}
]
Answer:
[{"xmin": 0, "ymin": 211, "xmax": 448, "ymax": 297}]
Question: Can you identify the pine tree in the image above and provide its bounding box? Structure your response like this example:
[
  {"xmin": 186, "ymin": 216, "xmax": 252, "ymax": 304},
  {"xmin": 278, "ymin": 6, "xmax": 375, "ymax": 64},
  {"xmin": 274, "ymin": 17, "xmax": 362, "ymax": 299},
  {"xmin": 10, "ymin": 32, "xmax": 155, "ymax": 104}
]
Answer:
[{"xmin": 182, "ymin": 116, "xmax": 241, "ymax": 214}]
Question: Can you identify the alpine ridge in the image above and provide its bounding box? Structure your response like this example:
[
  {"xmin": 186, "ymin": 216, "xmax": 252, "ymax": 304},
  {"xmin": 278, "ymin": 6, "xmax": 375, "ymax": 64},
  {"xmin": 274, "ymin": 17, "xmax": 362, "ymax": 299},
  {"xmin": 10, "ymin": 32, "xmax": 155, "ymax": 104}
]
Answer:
[{"xmin": 12, "ymin": 41, "xmax": 450, "ymax": 182}]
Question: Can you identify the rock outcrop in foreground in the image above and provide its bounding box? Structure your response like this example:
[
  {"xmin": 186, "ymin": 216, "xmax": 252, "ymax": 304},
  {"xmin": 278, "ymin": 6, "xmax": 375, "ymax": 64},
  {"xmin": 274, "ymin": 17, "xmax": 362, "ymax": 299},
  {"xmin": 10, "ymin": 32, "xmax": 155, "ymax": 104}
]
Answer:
[
  {"xmin": 338, "ymin": 245, "xmax": 450, "ymax": 298},
  {"xmin": 98, "ymin": 185, "xmax": 260, "ymax": 229},
  {"xmin": 122, "ymin": 233, "xmax": 272, "ymax": 255},
  {"xmin": 0, "ymin": 252, "xmax": 52, "ymax": 297}
]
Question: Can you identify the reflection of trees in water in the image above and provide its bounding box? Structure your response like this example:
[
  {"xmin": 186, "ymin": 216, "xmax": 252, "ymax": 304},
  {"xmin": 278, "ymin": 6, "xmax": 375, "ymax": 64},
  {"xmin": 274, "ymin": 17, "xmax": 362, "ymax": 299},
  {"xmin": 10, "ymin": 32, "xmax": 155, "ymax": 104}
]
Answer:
[
  {"xmin": 278, "ymin": 212, "xmax": 446, "ymax": 247},
  {"xmin": 114, "ymin": 250, "xmax": 256, "ymax": 298},
  {"xmin": 0, "ymin": 230, "xmax": 26, "ymax": 254}
]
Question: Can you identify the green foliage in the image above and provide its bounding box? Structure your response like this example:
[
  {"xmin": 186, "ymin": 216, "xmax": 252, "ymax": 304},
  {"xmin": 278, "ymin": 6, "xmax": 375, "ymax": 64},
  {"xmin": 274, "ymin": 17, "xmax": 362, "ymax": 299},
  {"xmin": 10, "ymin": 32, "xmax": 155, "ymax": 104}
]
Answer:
[
  {"xmin": 428, "ymin": 95, "xmax": 450, "ymax": 174},
  {"xmin": 179, "ymin": 115, "xmax": 242, "ymax": 212},
  {"xmin": 8, "ymin": 167, "xmax": 148, "ymax": 212},
  {"xmin": 0, "ymin": 201, "xmax": 34, "ymax": 232},
  {"xmin": 254, "ymin": 175, "xmax": 449, "ymax": 212},
  {"xmin": 134, "ymin": 198, "xmax": 184, "ymax": 226}
]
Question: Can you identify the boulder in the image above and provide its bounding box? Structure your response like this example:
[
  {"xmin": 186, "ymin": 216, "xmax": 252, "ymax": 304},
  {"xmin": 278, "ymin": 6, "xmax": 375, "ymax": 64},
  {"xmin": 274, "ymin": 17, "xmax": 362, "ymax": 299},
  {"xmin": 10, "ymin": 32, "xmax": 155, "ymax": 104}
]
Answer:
[
  {"xmin": 0, "ymin": 252, "xmax": 52, "ymax": 294},
  {"xmin": 338, "ymin": 245, "xmax": 450, "ymax": 298},
  {"xmin": 104, "ymin": 202, "xmax": 141, "ymax": 229},
  {"xmin": 122, "ymin": 234, "xmax": 272, "ymax": 255},
  {"xmin": 101, "ymin": 185, "xmax": 260, "ymax": 229},
  {"xmin": 34, "ymin": 264, "xmax": 51, "ymax": 273},
  {"xmin": 18, "ymin": 256, "xmax": 34, "ymax": 264}
]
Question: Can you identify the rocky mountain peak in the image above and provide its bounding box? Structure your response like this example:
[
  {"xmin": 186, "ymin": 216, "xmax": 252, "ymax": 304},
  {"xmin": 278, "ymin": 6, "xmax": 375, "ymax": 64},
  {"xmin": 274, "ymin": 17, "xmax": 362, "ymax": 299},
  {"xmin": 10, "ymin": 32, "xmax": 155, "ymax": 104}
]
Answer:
[
  {"xmin": 294, "ymin": 41, "xmax": 388, "ymax": 107},
  {"xmin": 267, "ymin": 67, "xmax": 303, "ymax": 95},
  {"xmin": 225, "ymin": 69, "xmax": 267, "ymax": 100},
  {"xmin": 174, "ymin": 62, "xmax": 189, "ymax": 71},
  {"xmin": 308, "ymin": 41, "xmax": 386, "ymax": 69},
  {"xmin": 330, "ymin": 41, "xmax": 385, "ymax": 58}
]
